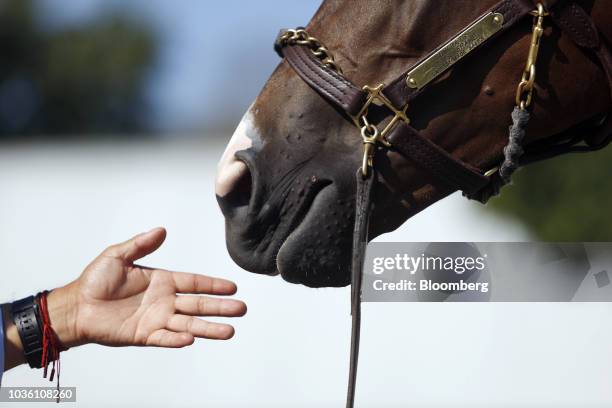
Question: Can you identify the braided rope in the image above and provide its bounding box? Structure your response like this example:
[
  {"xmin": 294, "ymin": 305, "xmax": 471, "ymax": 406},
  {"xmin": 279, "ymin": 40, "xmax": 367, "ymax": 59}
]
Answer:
[
  {"xmin": 466, "ymin": 106, "xmax": 530, "ymax": 203},
  {"xmin": 500, "ymin": 106, "xmax": 530, "ymax": 182}
]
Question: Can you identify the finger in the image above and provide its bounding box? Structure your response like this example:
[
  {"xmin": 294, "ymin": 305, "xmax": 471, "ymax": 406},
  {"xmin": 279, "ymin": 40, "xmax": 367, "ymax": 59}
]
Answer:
[
  {"xmin": 172, "ymin": 272, "xmax": 237, "ymax": 295},
  {"xmin": 145, "ymin": 329, "xmax": 194, "ymax": 348},
  {"xmin": 167, "ymin": 315, "xmax": 235, "ymax": 340},
  {"xmin": 104, "ymin": 227, "xmax": 167, "ymax": 262},
  {"xmin": 175, "ymin": 295, "xmax": 247, "ymax": 317}
]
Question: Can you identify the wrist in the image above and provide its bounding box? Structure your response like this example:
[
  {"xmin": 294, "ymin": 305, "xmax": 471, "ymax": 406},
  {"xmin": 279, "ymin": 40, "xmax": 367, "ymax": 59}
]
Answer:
[{"xmin": 47, "ymin": 284, "xmax": 82, "ymax": 349}]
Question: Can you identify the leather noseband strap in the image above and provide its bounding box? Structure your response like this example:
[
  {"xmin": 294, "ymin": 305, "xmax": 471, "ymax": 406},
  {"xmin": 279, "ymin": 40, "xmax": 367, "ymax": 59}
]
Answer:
[{"xmin": 279, "ymin": 45, "xmax": 367, "ymax": 117}]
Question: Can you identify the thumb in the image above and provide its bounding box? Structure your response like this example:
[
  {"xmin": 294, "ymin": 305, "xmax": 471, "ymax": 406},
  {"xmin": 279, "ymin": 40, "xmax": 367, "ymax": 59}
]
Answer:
[{"xmin": 104, "ymin": 227, "xmax": 167, "ymax": 262}]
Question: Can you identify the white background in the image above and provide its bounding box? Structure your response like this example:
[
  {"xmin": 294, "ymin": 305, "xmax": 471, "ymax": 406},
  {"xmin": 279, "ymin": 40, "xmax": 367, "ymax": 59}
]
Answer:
[{"xmin": 1, "ymin": 140, "xmax": 611, "ymax": 407}]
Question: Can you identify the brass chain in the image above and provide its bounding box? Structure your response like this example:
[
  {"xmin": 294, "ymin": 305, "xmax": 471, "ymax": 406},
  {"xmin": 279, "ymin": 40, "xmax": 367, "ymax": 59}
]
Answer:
[
  {"xmin": 515, "ymin": 3, "xmax": 547, "ymax": 109},
  {"xmin": 279, "ymin": 29, "xmax": 343, "ymax": 74}
]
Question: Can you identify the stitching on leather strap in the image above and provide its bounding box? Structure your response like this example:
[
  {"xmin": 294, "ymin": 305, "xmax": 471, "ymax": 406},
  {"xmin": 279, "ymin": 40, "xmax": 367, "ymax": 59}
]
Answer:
[
  {"xmin": 570, "ymin": 3, "xmax": 597, "ymax": 46},
  {"xmin": 388, "ymin": 124, "xmax": 488, "ymax": 193},
  {"xmin": 289, "ymin": 46, "xmax": 352, "ymax": 97},
  {"xmin": 287, "ymin": 47, "xmax": 348, "ymax": 103},
  {"xmin": 553, "ymin": 2, "xmax": 599, "ymax": 49}
]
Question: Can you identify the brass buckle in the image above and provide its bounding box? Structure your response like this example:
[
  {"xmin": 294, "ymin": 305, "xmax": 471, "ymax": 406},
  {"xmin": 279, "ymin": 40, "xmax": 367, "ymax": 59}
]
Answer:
[{"xmin": 352, "ymin": 83, "xmax": 409, "ymax": 176}]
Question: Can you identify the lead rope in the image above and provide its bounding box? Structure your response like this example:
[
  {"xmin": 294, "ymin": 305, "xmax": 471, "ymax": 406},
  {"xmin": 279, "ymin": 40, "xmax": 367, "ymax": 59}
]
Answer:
[{"xmin": 346, "ymin": 168, "xmax": 376, "ymax": 408}]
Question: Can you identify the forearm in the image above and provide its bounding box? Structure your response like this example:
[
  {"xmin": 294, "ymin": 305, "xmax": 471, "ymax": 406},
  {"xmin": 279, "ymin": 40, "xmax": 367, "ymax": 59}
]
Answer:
[{"xmin": 2, "ymin": 284, "xmax": 81, "ymax": 372}]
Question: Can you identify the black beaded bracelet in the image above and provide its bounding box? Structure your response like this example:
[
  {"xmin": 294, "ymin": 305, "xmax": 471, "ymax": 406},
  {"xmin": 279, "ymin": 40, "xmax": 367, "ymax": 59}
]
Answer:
[{"xmin": 10, "ymin": 295, "xmax": 44, "ymax": 369}]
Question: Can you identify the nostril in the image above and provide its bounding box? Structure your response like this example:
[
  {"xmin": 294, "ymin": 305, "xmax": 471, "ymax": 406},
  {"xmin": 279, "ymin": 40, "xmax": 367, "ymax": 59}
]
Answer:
[
  {"xmin": 216, "ymin": 154, "xmax": 254, "ymax": 217},
  {"xmin": 215, "ymin": 109, "xmax": 258, "ymax": 215},
  {"xmin": 222, "ymin": 159, "xmax": 252, "ymax": 210}
]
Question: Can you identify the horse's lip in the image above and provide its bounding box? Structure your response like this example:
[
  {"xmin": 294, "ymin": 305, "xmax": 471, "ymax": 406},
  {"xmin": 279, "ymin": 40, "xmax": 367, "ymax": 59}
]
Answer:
[
  {"xmin": 275, "ymin": 182, "xmax": 330, "ymax": 277},
  {"xmin": 256, "ymin": 178, "xmax": 331, "ymax": 255},
  {"xmin": 223, "ymin": 170, "xmax": 331, "ymax": 277}
]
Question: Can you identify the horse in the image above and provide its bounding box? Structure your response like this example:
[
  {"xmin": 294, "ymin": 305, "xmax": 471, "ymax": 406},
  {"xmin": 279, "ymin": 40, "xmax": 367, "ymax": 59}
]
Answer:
[{"xmin": 215, "ymin": 0, "xmax": 611, "ymax": 290}]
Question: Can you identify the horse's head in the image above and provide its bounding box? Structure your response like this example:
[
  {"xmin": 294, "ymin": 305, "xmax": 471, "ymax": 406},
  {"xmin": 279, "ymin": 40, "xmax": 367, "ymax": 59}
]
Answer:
[{"xmin": 216, "ymin": 0, "xmax": 610, "ymax": 287}]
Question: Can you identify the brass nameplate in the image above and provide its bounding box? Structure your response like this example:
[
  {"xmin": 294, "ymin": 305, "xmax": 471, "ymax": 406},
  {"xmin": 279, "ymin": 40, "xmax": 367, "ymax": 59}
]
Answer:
[{"xmin": 405, "ymin": 12, "xmax": 504, "ymax": 89}]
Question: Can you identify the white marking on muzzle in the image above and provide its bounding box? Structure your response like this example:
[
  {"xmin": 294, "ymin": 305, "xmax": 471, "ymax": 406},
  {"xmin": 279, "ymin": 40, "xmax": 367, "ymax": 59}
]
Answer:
[{"xmin": 215, "ymin": 109, "xmax": 258, "ymax": 197}]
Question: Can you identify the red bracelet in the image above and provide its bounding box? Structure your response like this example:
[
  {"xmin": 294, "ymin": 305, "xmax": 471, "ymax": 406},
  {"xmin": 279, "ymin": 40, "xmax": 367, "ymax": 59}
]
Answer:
[{"xmin": 36, "ymin": 291, "xmax": 67, "ymax": 401}]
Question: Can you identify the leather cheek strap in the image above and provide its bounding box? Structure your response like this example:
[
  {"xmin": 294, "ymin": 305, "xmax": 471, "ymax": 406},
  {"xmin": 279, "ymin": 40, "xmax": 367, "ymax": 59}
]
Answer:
[{"xmin": 386, "ymin": 122, "xmax": 490, "ymax": 195}]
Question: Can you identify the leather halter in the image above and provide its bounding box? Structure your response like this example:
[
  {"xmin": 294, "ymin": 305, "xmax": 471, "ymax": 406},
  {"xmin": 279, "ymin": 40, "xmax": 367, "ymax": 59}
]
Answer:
[{"xmin": 274, "ymin": 0, "xmax": 612, "ymax": 406}]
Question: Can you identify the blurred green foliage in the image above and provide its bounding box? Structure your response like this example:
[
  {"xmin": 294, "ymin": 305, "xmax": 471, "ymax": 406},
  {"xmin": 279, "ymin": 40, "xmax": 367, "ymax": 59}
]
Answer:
[
  {"xmin": 487, "ymin": 147, "xmax": 612, "ymax": 240},
  {"xmin": 0, "ymin": 0, "xmax": 156, "ymax": 136}
]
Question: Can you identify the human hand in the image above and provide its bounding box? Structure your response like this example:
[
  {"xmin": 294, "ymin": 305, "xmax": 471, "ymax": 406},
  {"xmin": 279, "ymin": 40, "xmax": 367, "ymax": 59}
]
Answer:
[{"xmin": 47, "ymin": 228, "xmax": 247, "ymax": 349}]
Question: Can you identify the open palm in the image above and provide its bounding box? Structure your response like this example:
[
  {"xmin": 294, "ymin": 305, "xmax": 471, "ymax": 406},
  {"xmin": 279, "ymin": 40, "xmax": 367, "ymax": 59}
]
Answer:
[{"xmin": 56, "ymin": 228, "xmax": 246, "ymax": 348}]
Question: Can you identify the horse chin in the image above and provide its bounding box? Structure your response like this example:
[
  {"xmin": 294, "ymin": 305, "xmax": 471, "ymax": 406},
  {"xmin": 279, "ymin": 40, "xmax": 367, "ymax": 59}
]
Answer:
[
  {"xmin": 275, "ymin": 185, "xmax": 353, "ymax": 288},
  {"xmin": 222, "ymin": 182, "xmax": 353, "ymax": 288}
]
